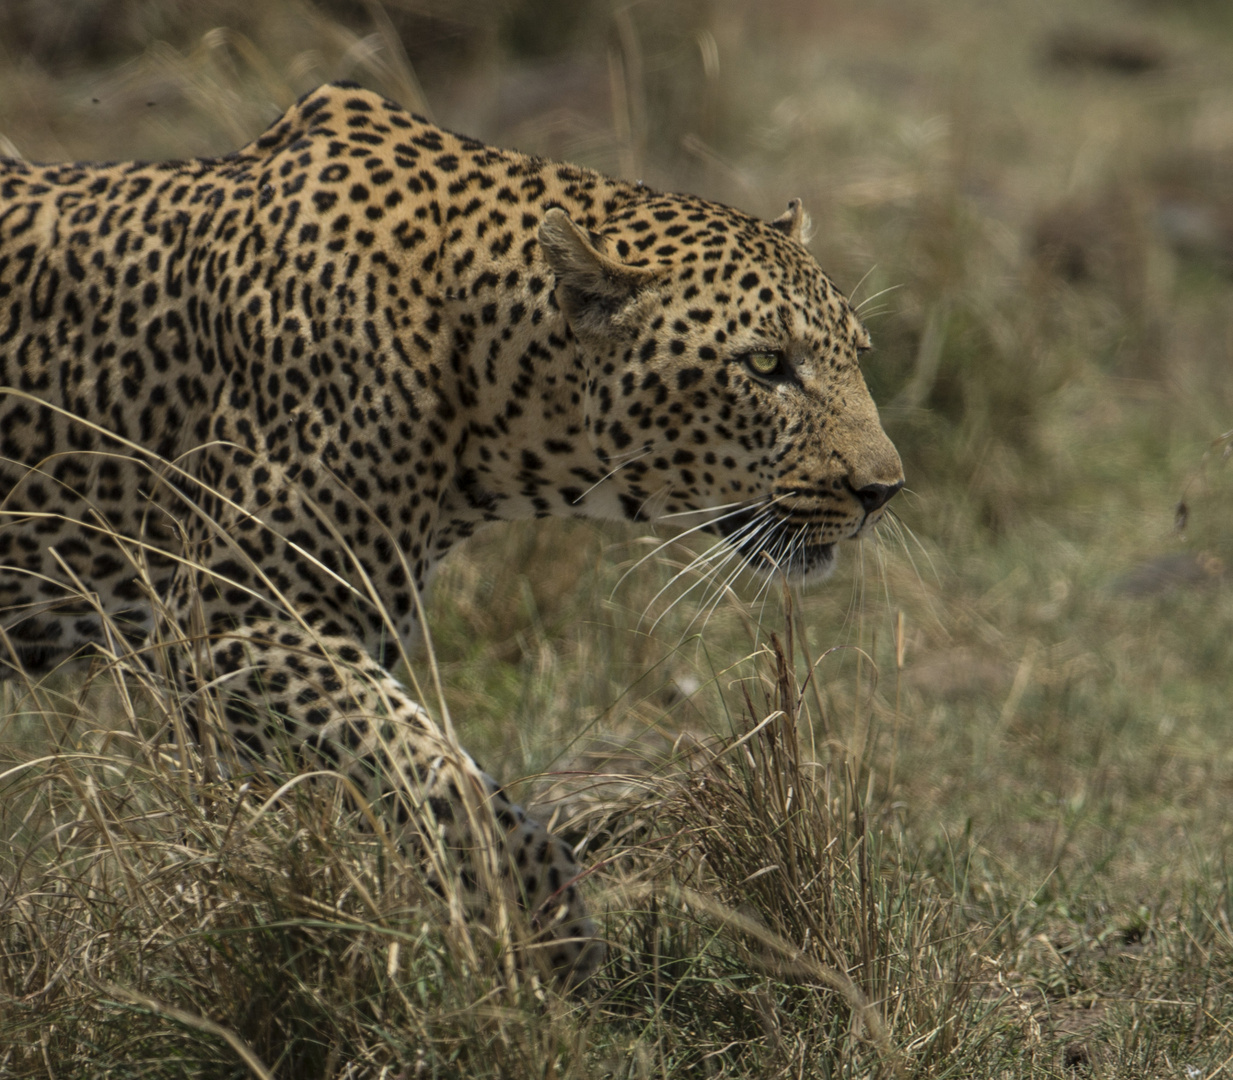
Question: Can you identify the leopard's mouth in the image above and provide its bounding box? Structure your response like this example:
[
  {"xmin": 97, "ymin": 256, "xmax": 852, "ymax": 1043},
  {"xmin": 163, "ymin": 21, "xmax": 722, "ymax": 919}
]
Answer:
[{"xmin": 702, "ymin": 503, "xmax": 838, "ymax": 583}]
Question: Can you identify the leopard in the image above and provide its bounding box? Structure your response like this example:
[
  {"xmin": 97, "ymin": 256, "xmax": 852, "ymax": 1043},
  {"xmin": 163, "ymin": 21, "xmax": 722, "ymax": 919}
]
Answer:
[{"xmin": 0, "ymin": 83, "xmax": 903, "ymax": 981}]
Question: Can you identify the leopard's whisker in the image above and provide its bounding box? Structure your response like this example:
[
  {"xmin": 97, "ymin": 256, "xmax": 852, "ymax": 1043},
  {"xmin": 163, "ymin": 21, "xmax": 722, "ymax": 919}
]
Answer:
[
  {"xmin": 638, "ymin": 509, "xmax": 775, "ymax": 629},
  {"xmin": 643, "ymin": 505, "xmax": 781, "ymax": 630},
  {"xmin": 847, "ymin": 263, "xmax": 879, "ymax": 307},
  {"xmin": 882, "ymin": 503, "xmax": 938, "ymax": 584},
  {"xmin": 688, "ymin": 526, "xmax": 771, "ymax": 638},
  {"xmin": 656, "ymin": 541, "xmax": 747, "ymax": 638},
  {"xmin": 674, "ymin": 509, "xmax": 784, "ymax": 637},
  {"xmin": 613, "ymin": 504, "xmax": 754, "ymax": 599},
  {"xmin": 854, "ymin": 304, "xmax": 891, "ymax": 322},
  {"xmin": 854, "ymin": 281, "xmax": 903, "ymax": 313},
  {"xmin": 613, "ymin": 494, "xmax": 792, "ymax": 599},
  {"xmin": 654, "ymin": 498, "xmax": 752, "ymax": 520},
  {"xmin": 571, "ymin": 447, "xmax": 653, "ymax": 503},
  {"xmin": 737, "ymin": 523, "xmax": 796, "ymax": 630},
  {"xmin": 636, "ymin": 482, "xmax": 678, "ymax": 525}
]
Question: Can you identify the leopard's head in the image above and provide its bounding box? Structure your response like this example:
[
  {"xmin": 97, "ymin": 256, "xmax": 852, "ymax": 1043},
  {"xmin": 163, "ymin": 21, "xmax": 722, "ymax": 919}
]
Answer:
[{"xmin": 540, "ymin": 195, "xmax": 903, "ymax": 583}]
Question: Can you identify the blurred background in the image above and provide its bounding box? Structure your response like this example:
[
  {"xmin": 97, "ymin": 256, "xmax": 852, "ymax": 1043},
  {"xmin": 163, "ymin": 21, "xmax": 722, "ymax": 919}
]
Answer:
[{"xmin": 3, "ymin": 0, "xmax": 1233, "ymax": 993}]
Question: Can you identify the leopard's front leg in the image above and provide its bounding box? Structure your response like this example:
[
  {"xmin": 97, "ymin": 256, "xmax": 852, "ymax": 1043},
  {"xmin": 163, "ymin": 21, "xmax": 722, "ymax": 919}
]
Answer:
[{"xmin": 183, "ymin": 618, "xmax": 602, "ymax": 982}]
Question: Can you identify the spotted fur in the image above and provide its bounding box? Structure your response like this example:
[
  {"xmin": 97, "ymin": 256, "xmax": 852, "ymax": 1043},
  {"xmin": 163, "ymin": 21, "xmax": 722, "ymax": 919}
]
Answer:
[{"xmin": 0, "ymin": 84, "xmax": 902, "ymax": 979}]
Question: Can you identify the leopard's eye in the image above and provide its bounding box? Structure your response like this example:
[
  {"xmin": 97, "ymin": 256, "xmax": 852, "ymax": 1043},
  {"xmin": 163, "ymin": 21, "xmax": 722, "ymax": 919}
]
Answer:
[{"xmin": 745, "ymin": 350, "xmax": 784, "ymax": 378}]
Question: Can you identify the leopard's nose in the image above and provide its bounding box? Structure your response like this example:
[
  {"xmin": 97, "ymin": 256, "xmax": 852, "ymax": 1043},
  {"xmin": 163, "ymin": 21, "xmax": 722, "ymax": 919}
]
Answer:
[{"xmin": 849, "ymin": 479, "xmax": 903, "ymax": 515}]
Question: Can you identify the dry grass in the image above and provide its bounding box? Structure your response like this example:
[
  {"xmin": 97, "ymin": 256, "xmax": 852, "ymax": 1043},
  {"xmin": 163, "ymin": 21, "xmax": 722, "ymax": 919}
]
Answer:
[
  {"xmin": 0, "ymin": 582, "xmax": 1002, "ymax": 1078},
  {"xmin": 3, "ymin": 0, "xmax": 1233, "ymax": 1076}
]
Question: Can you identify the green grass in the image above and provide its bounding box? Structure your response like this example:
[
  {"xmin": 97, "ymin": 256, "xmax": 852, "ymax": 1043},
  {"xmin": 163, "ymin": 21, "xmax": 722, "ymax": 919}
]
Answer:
[{"xmin": 3, "ymin": 0, "xmax": 1233, "ymax": 1076}]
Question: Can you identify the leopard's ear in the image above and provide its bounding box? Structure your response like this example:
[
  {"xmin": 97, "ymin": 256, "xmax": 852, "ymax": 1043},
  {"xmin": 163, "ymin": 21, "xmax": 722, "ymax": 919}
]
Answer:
[
  {"xmin": 539, "ymin": 207, "xmax": 662, "ymax": 339},
  {"xmin": 769, "ymin": 198, "xmax": 813, "ymax": 246}
]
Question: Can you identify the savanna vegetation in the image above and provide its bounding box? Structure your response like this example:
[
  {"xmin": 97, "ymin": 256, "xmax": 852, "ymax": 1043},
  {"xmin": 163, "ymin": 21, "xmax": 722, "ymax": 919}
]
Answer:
[{"xmin": 1, "ymin": 0, "xmax": 1232, "ymax": 1076}]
